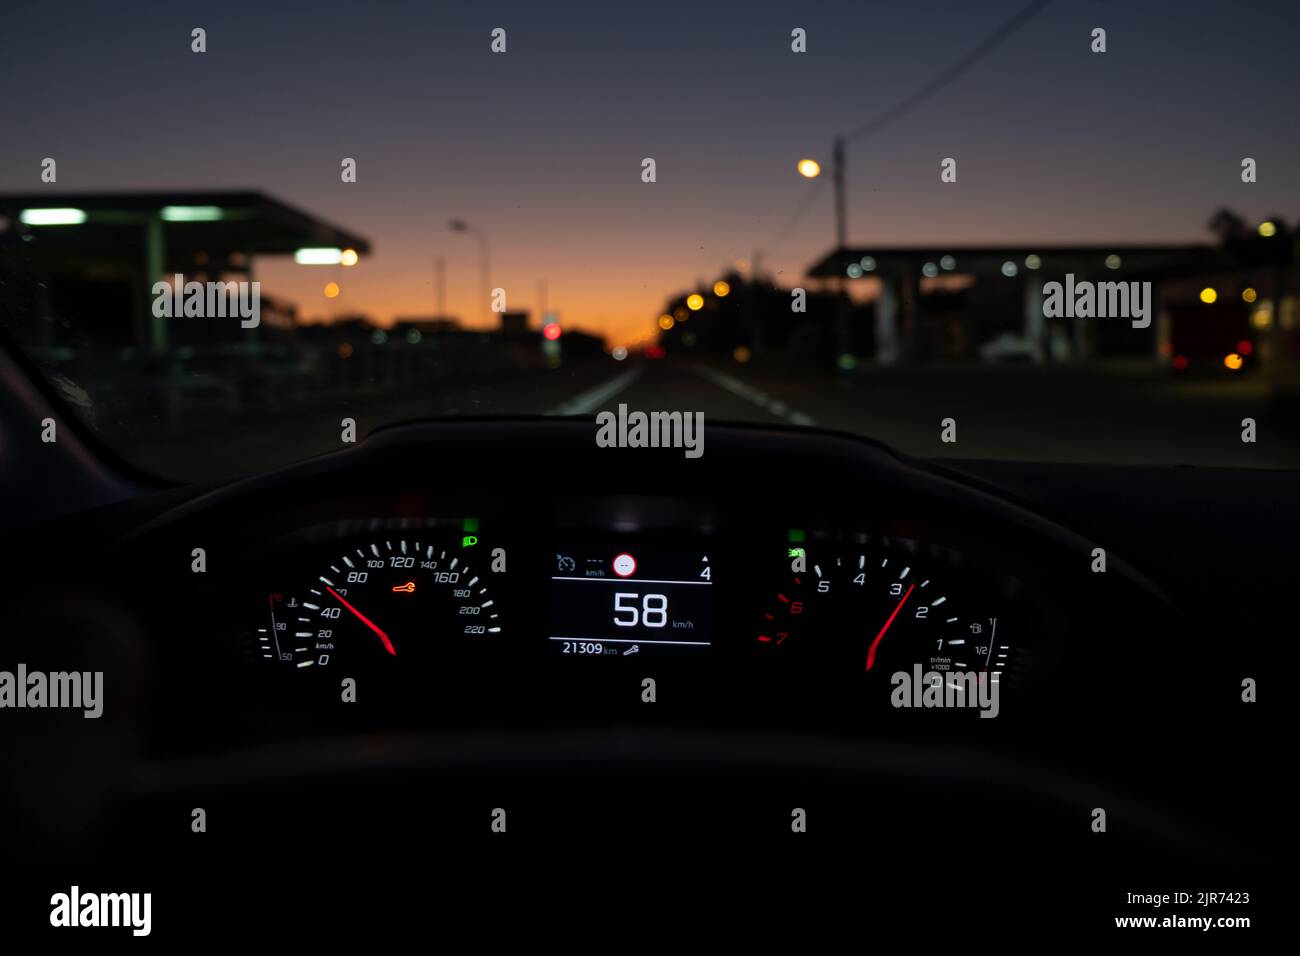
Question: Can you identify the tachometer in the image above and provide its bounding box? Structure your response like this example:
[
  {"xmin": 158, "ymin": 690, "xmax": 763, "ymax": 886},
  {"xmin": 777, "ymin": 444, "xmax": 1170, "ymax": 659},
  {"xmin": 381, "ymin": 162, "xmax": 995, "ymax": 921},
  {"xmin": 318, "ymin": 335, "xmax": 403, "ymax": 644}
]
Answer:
[{"xmin": 756, "ymin": 539, "xmax": 1012, "ymax": 681}]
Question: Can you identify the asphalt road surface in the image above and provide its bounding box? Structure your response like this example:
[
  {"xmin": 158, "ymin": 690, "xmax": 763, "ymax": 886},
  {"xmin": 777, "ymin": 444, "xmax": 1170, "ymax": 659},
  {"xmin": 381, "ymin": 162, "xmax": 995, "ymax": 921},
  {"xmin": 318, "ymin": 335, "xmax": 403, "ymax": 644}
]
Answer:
[{"xmin": 111, "ymin": 358, "xmax": 1300, "ymax": 481}]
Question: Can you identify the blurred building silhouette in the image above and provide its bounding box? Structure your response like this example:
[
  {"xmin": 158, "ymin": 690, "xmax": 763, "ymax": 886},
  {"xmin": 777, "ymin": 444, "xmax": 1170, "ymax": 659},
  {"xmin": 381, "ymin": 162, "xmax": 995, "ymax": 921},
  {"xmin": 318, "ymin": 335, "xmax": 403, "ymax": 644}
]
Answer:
[
  {"xmin": 805, "ymin": 235, "xmax": 1296, "ymax": 369},
  {"xmin": 0, "ymin": 190, "xmax": 371, "ymax": 352},
  {"xmin": 0, "ymin": 191, "xmax": 610, "ymax": 423}
]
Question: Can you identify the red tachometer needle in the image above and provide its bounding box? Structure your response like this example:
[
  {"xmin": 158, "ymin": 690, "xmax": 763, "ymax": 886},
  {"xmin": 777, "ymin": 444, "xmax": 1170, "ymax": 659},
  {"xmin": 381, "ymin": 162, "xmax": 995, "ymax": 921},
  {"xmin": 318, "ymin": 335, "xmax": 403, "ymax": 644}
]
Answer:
[
  {"xmin": 326, "ymin": 586, "xmax": 397, "ymax": 656},
  {"xmin": 865, "ymin": 583, "xmax": 915, "ymax": 672}
]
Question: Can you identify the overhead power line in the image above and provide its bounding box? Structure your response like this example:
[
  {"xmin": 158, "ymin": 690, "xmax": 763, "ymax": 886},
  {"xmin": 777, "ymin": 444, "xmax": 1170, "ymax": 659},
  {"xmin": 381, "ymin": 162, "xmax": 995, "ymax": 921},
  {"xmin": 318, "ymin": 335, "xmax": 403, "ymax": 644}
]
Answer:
[
  {"xmin": 753, "ymin": 0, "xmax": 1052, "ymax": 261},
  {"xmin": 843, "ymin": 0, "xmax": 1052, "ymax": 143}
]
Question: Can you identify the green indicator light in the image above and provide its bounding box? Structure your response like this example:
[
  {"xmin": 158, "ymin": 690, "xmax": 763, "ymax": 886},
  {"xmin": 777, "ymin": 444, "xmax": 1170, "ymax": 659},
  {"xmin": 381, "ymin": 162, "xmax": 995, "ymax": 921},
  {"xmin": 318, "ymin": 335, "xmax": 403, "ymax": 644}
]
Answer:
[
  {"xmin": 787, "ymin": 547, "xmax": 805, "ymax": 558},
  {"xmin": 787, "ymin": 529, "xmax": 805, "ymax": 543},
  {"xmin": 461, "ymin": 535, "xmax": 478, "ymax": 547}
]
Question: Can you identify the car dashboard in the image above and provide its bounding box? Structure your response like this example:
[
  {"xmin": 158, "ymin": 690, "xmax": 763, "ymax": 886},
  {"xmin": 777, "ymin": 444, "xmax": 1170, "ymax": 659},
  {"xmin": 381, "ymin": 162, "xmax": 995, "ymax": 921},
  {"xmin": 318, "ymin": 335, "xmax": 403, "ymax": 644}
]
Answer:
[
  {"xmin": 5, "ymin": 420, "xmax": 1259, "ymax": 875},
  {"xmin": 109, "ymin": 420, "xmax": 1167, "ymax": 745}
]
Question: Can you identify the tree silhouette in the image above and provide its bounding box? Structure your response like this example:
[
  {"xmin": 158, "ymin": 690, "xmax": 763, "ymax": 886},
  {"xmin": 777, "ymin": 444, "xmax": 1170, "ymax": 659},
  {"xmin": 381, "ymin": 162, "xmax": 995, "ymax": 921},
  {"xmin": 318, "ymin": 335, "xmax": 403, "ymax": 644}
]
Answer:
[{"xmin": 1207, "ymin": 208, "xmax": 1248, "ymax": 244}]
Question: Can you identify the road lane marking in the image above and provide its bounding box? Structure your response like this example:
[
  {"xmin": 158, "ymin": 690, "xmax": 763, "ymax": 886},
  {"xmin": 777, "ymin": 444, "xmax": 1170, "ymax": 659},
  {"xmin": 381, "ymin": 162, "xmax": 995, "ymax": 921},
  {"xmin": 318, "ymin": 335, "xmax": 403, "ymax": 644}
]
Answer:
[
  {"xmin": 548, "ymin": 365, "xmax": 644, "ymax": 416},
  {"xmin": 694, "ymin": 366, "xmax": 816, "ymax": 426}
]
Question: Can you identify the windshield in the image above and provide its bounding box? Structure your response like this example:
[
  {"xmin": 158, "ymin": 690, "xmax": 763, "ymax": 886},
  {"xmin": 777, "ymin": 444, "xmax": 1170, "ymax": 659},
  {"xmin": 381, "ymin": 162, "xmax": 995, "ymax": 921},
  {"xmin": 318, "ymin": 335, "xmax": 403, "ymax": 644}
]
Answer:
[{"xmin": 2, "ymin": 0, "xmax": 1298, "ymax": 482}]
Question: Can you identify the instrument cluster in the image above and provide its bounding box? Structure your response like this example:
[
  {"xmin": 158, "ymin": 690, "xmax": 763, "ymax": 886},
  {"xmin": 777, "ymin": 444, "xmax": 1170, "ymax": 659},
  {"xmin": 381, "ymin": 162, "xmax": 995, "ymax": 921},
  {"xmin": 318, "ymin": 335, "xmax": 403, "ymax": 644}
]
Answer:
[{"xmin": 231, "ymin": 512, "xmax": 1041, "ymax": 720}]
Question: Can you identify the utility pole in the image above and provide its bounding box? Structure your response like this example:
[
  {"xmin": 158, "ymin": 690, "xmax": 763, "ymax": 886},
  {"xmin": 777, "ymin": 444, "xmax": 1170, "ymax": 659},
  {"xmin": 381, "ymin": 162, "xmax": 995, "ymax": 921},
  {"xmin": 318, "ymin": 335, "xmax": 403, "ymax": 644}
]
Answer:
[
  {"xmin": 435, "ymin": 256, "xmax": 445, "ymax": 318},
  {"xmin": 832, "ymin": 135, "xmax": 851, "ymax": 363},
  {"xmin": 832, "ymin": 136, "xmax": 847, "ymax": 255},
  {"xmin": 448, "ymin": 220, "xmax": 491, "ymax": 327}
]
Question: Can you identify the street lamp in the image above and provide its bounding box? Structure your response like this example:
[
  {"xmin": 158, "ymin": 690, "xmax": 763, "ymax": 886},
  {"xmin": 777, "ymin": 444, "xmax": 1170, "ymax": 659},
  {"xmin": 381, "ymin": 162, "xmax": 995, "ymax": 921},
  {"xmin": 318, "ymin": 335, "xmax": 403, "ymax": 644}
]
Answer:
[{"xmin": 449, "ymin": 219, "xmax": 491, "ymax": 325}]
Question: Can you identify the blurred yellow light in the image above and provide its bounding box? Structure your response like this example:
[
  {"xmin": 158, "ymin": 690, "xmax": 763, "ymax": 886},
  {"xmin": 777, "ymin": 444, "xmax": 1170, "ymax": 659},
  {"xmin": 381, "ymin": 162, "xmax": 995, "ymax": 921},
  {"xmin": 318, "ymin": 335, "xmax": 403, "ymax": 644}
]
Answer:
[
  {"xmin": 1242, "ymin": 287, "xmax": 1257, "ymax": 303},
  {"xmin": 1224, "ymin": 353, "xmax": 1244, "ymax": 370},
  {"xmin": 1199, "ymin": 287, "xmax": 1217, "ymax": 304},
  {"xmin": 1258, "ymin": 221, "xmax": 1277, "ymax": 238},
  {"xmin": 686, "ymin": 294, "xmax": 704, "ymax": 311},
  {"xmin": 1251, "ymin": 306, "xmax": 1273, "ymax": 330},
  {"xmin": 733, "ymin": 345, "xmax": 752, "ymax": 363},
  {"xmin": 340, "ymin": 248, "xmax": 359, "ymax": 267},
  {"xmin": 324, "ymin": 282, "xmax": 341, "ymax": 298},
  {"xmin": 713, "ymin": 280, "xmax": 731, "ymax": 297},
  {"xmin": 658, "ymin": 314, "xmax": 675, "ymax": 330},
  {"xmin": 797, "ymin": 159, "xmax": 821, "ymax": 179}
]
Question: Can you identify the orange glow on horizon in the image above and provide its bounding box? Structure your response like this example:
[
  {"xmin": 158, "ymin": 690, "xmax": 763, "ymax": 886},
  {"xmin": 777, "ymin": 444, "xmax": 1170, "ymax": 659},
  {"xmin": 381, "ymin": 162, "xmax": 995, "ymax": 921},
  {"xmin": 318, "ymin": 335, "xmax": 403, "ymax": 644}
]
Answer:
[{"xmin": 259, "ymin": 256, "xmax": 698, "ymax": 348}]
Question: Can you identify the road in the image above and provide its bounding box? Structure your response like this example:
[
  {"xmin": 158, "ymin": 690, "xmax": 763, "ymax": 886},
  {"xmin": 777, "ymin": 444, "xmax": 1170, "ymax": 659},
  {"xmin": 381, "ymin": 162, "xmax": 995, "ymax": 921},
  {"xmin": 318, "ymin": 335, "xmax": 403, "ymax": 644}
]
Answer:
[{"xmin": 120, "ymin": 358, "xmax": 1300, "ymax": 480}]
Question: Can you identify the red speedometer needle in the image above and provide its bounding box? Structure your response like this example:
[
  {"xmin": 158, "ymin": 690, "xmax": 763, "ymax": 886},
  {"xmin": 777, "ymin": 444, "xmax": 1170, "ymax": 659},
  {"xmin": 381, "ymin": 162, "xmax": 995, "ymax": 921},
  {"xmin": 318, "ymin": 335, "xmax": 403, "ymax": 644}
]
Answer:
[
  {"xmin": 865, "ymin": 583, "xmax": 915, "ymax": 672},
  {"xmin": 326, "ymin": 586, "xmax": 397, "ymax": 656}
]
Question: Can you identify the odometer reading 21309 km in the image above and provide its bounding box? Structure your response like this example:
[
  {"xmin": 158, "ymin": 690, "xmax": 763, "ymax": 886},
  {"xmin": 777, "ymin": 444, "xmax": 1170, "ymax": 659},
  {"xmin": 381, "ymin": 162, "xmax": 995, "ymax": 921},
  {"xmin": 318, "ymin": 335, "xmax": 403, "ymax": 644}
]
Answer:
[
  {"xmin": 255, "ymin": 535, "xmax": 502, "ymax": 670},
  {"xmin": 549, "ymin": 544, "xmax": 713, "ymax": 659}
]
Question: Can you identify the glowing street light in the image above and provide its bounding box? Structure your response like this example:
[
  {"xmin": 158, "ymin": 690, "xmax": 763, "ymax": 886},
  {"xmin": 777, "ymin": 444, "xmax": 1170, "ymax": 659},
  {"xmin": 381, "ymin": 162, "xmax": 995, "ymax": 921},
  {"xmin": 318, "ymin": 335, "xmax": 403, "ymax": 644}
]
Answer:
[
  {"xmin": 19, "ymin": 208, "xmax": 86, "ymax": 226},
  {"xmin": 686, "ymin": 293, "xmax": 704, "ymax": 310},
  {"xmin": 295, "ymin": 247, "xmax": 343, "ymax": 265},
  {"xmin": 797, "ymin": 159, "xmax": 821, "ymax": 179},
  {"xmin": 161, "ymin": 205, "xmax": 224, "ymax": 222}
]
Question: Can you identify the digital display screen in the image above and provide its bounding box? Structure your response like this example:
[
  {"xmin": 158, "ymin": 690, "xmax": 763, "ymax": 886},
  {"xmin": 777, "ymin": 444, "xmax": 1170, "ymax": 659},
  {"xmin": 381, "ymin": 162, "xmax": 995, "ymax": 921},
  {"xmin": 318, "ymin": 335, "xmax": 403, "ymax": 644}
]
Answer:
[{"xmin": 550, "ymin": 544, "xmax": 713, "ymax": 658}]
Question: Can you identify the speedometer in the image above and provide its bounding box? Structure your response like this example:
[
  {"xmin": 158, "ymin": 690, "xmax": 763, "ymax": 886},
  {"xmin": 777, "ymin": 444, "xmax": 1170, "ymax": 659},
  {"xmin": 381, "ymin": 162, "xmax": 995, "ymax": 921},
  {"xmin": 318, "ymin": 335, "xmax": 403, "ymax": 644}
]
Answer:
[{"xmin": 254, "ymin": 535, "xmax": 502, "ymax": 669}]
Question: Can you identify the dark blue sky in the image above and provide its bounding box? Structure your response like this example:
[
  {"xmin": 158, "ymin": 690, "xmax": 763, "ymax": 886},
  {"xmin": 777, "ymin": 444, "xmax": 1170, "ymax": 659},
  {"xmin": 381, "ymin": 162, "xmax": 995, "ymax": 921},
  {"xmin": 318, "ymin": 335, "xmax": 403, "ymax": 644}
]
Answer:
[{"xmin": 3, "ymin": 0, "xmax": 1297, "ymax": 343}]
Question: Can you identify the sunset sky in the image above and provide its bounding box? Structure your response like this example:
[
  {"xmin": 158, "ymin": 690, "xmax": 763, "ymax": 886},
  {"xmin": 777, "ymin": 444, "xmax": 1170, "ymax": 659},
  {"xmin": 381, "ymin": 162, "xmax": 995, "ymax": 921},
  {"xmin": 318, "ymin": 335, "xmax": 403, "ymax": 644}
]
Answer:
[{"xmin": 4, "ymin": 0, "xmax": 1298, "ymax": 346}]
